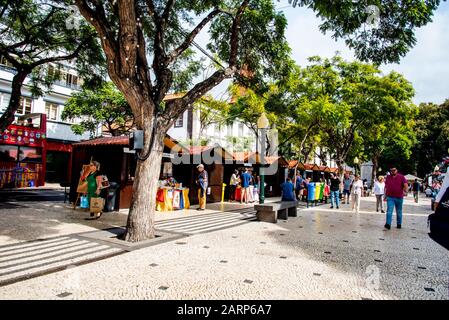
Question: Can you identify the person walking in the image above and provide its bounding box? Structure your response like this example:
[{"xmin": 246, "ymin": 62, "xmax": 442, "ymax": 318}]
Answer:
[
  {"xmin": 295, "ymin": 173, "xmax": 304, "ymax": 201},
  {"xmin": 84, "ymin": 161, "xmax": 103, "ymax": 218},
  {"xmin": 434, "ymin": 171, "xmax": 449, "ymax": 210},
  {"xmin": 196, "ymin": 164, "xmax": 208, "ymax": 211},
  {"xmin": 240, "ymin": 168, "xmax": 252, "ymax": 204},
  {"xmin": 384, "ymin": 167, "xmax": 408, "ymax": 230},
  {"xmin": 412, "ymin": 178, "xmax": 421, "ymax": 203},
  {"xmin": 351, "ymin": 174, "xmax": 363, "ymax": 213},
  {"xmin": 329, "ymin": 173, "xmax": 341, "ymax": 209},
  {"xmin": 229, "ymin": 170, "xmax": 239, "ymax": 202},
  {"xmin": 363, "ymin": 179, "xmax": 369, "ymax": 197},
  {"xmin": 343, "ymin": 173, "xmax": 353, "ymax": 204},
  {"xmin": 373, "ymin": 176, "xmax": 385, "ymax": 213},
  {"xmin": 281, "ymin": 177, "xmax": 296, "ymax": 201}
]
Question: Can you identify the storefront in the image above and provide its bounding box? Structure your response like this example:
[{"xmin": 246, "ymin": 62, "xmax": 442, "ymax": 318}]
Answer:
[
  {"xmin": 45, "ymin": 140, "xmax": 73, "ymax": 183},
  {"xmin": 231, "ymin": 152, "xmax": 289, "ymax": 198},
  {"xmin": 0, "ymin": 113, "xmax": 47, "ymax": 188},
  {"xmin": 69, "ymin": 135, "xmax": 188, "ymax": 210}
]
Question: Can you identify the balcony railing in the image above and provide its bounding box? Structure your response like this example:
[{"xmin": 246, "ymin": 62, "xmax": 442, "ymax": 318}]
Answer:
[
  {"xmin": 0, "ymin": 65, "xmax": 81, "ymax": 90},
  {"xmin": 53, "ymin": 80, "xmax": 81, "ymax": 90},
  {"xmin": 0, "ymin": 64, "xmax": 18, "ymax": 74}
]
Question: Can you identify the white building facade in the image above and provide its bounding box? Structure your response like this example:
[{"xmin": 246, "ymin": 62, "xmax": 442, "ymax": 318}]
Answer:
[
  {"xmin": 0, "ymin": 58, "xmax": 96, "ymax": 184},
  {"xmin": 167, "ymin": 107, "xmax": 257, "ymax": 152}
]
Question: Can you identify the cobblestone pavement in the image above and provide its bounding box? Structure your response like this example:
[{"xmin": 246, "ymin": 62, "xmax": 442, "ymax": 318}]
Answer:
[{"xmin": 0, "ymin": 195, "xmax": 447, "ymax": 300}]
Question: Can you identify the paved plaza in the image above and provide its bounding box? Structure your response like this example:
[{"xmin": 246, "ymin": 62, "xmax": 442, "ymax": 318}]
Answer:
[{"xmin": 0, "ymin": 194, "xmax": 447, "ymax": 300}]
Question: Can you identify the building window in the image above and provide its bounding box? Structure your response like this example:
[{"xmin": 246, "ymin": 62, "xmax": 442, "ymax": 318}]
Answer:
[
  {"xmin": 227, "ymin": 124, "xmax": 232, "ymax": 137},
  {"xmin": 238, "ymin": 123, "xmax": 244, "ymax": 137},
  {"xmin": 0, "ymin": 55, "xmax": 14, "ymax": 68},
  {"xmin": 18, "ymin": 146, "xmax": 43, "ymax": 163},
  {"xmin": 66, "ymin": 73, "xmax": 78, "ymax": 87},
  {"xmin": 16, "ymin": 97, "xmax": 32, "ymax": 115},
  {"xmin": 0, "ymin": 92, "xmax": 10, "ymax": 112},
  {"xmin": 49, "ymin": 65, "xmax": 80, "ymax": 88},
  {"xmin": 0, "ymin": 145, "xmax": 18, "ymax": 162},
  {"xmin": 174, "ymin": 114, "xmax": 183, "ymax": 128},
  {"xmin": 45, "ymin": 102, "xmax": 58, "ymax": 120}
]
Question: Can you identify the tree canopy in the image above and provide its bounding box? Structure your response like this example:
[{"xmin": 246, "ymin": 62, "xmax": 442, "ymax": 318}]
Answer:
[
  {"xmin": 0, "ymin": 0, "xmax": 103, "ymax": 131},
  {"xmin": 62, "ymin": 81, "xmax": 134, "ymax": 137}
]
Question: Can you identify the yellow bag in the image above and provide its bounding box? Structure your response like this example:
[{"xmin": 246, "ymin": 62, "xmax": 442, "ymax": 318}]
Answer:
[{"xmin": 90, "ymin": 197, "xmax": 105, "ymax": 213}]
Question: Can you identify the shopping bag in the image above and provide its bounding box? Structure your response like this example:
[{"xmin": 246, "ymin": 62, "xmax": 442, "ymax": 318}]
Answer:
[
  {"xmin": 100, "ymin": 175, "xmax": 110, "ymax": 189},
  {"xmin": 90, "ymin": 197, "xmax": 105, "ymax": 213},
  {"xmin": 80, "ymin": 195, "xmax": 89, "ymax": 208}
]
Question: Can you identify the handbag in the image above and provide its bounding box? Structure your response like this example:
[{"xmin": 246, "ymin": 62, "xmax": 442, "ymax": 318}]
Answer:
[
  {"xmin": 90, "ymin": 197, "xmax": 105, "ymax": 213},
  {"xmin": 100, "ymin": 175, "xmax": 110, "ymax": 189},
  {"xmin": 80, "ymin": 195, "xmax": 89, "ymax": 208}
]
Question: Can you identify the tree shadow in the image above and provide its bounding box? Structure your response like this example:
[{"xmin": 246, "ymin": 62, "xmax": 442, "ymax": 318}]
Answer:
[{"xmin": 262, "ymin": 200, "xmax": 448, "ymax": 299}]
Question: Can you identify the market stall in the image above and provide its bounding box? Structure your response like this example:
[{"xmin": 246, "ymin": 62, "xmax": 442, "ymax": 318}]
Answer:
[
  {"xmin": 156, "ymin": 186, "xmax": 190, "ymax": 211},
  {"xmin": 70, "ymin": 135, "xmax": 188, "ymax": 210},
  {"xmin": 0, "ymin": 113, "xmax": 46, "ymax": 188}
]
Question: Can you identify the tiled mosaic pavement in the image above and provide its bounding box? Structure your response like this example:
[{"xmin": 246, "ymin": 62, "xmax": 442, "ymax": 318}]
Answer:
[{"xmin": 0, "ymin": 195, "xmax": 447, "ymax": 299}]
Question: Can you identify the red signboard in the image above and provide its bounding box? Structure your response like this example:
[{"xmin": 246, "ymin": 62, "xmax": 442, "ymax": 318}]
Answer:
[
  {"xmin": 0, "ymin": 113, "xmax": 47, "ymax": 188},
  {"xmin": 0, "ymin": 113, "xmax": 46, "ymax": 148}
]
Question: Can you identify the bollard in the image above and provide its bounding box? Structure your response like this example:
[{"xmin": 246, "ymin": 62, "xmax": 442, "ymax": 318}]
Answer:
[{"xmin": 222, "ymin": 183, "xmax": 227, "ymax": 203}]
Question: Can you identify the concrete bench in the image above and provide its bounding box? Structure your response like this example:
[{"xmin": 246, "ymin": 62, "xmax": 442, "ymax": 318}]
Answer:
[{"xmin": 254, "ymin": 201, "xmax": 298, "ymax": 223}]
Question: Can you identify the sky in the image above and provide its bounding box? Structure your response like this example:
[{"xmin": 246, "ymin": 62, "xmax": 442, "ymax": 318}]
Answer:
[{"xmin": 203, "ymin": 1, "xmax": 449, "ymax": 105}]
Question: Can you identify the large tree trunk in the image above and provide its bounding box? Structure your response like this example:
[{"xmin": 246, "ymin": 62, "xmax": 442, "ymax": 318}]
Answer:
[
  {"xmin": 371, "ymin": 152, "xmax": 379, "ymax": 184},
  {"xmin": 336, "ymin": 158, "xmax": 345, "ymax": 181},
  {"xmin": 0, "ymin": 70, "xmax": 29, "ymax": 132},
  {"xmin": 123, "ymin": 128, "xmax": 165, "ymax": 242}
]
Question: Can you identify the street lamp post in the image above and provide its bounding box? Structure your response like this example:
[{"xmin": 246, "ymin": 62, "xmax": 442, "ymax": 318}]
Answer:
[{"xmin": 257, "ymin": 113, "xmax": 270, "ymax": 204}]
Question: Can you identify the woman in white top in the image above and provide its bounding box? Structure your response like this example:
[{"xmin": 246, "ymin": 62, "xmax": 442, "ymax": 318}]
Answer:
[
  {"xmin": 435, "ymin": 172, "xmax": 449, "ymax": 209},
  {"xmin": 351, "ymin": 175, "xmax": 364, "ymax": 213},
  {"xmin": 373, "ymin": 176, "xmax": 386, "ymax": 213},
  {"xmin": 229, "ymin": 170, "xmax": 240, "ymax": 202}
]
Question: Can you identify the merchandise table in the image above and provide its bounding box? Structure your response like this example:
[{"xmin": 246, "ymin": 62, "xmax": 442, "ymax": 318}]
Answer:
[{"xmin": 156, "ymin": 187, "xmax": 190, "ymax": 211}]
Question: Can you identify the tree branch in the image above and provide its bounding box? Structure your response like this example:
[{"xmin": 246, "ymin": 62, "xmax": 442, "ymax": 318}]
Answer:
[
  {"xmin": 167, "ymin": 9, "xmax": 222, "ymax": 64},
  {"xmin": 75, "ymin": 0, "xmax": 116, "ymax": 61},
  {"xmin": 229, "ymin": 0, "xmax": 250, "ymax": 66}
]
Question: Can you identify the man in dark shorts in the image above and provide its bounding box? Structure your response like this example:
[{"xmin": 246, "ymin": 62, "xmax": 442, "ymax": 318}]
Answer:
[{"xmin": 240, "ymin": 168, "xmax": 252, "ymax": 204}]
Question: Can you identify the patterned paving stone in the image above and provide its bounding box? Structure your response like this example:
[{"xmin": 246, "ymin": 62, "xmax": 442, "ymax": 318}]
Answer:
[{"xmin": 0, "ymin": 196, "xmax": 447, "ymax": 300}]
